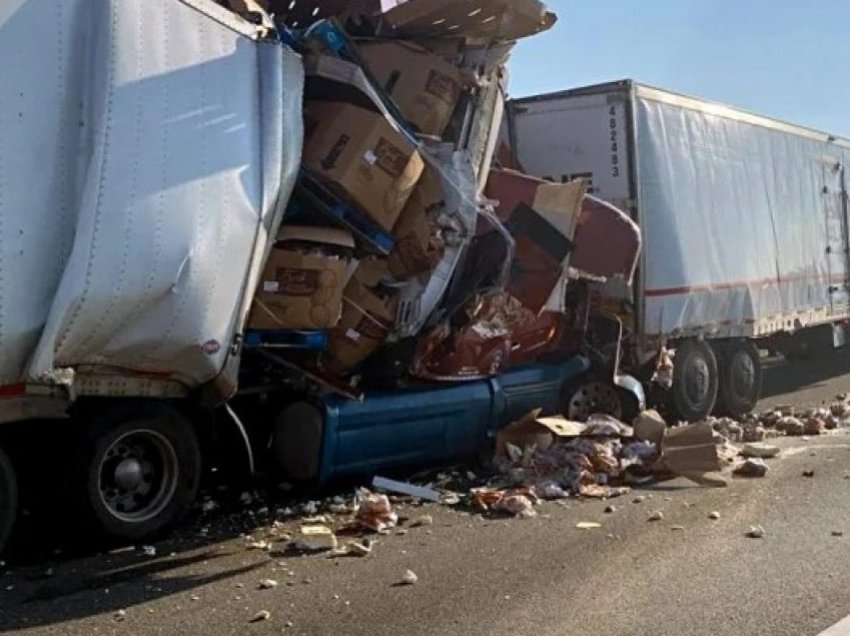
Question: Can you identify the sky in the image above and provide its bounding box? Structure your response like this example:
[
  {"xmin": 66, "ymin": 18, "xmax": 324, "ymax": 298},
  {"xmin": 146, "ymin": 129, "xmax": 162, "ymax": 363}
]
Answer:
[{"xmin": 507, "ymin": 0, "xmax": 850, "ymax": 137}]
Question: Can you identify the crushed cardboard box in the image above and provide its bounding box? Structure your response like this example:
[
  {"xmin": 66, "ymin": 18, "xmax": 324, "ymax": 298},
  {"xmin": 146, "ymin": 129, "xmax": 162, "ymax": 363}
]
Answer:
[
  {"xmin": 302, "ymin": 99, "xmax": 425, "ymax": 232},
  {"xmin": 357, "ymin": 39, "xmax": 465, "ymax": 137},
  {"xmin": 248, "ymin": 226, "xmax": 355, "ymax": 330},
  {"xmin": 323, "ymin": 266, "xmax": 398, "ymax": 371},
  {"xmin": 388, "ymin": 167, "xmax": 445, "ymax": 279}
]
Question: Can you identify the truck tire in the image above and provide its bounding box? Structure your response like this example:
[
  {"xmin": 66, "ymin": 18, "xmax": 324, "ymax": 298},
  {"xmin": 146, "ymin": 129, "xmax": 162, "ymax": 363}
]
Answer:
[
  {"xmin": 563, "ymin": 376, "xmax": 624, "ymax": 422},
  {"xmin": 273, "ymin": 402, "xmax": 324, "ymax": 482},
  {"xmin": 74, "ymin": 402, "xmax": 201, "ymax": 542},
  {"xmin": 0, "ymin": 446, "xmax": 17, "ymax": 555},
  {"xmin": 714, "ymin": 340, "xmax": 762, "ymax": 417},
  {"xmin": 668, "ymin": 340, "xmax": 718, "ymax": 422}
]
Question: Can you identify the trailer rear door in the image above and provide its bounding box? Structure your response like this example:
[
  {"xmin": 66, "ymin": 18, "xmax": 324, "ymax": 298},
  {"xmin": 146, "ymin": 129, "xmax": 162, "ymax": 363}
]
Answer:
[
  {"xmin": 508, "ymin": 87, "xmax": 633, "ymax": 209},
  {"xmin": 822, "ymin": 158, "xmax": 850, "ymax": 311}
]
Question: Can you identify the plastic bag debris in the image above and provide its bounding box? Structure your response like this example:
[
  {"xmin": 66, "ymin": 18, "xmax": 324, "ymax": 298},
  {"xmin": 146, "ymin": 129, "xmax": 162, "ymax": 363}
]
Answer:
[{"xmin": 355, "ymin": 489, "xmax": 398, "ymax": 532}]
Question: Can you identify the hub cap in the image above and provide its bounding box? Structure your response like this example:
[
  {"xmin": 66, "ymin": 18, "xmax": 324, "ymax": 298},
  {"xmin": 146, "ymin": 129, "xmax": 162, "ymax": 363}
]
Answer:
[
  {"xmin": 98, "ymin": 430, "xmax": 179, "ymax": 524},
  {"xmin": 566, "ymin": 382, "xmax": 622, "ymax": 421}
]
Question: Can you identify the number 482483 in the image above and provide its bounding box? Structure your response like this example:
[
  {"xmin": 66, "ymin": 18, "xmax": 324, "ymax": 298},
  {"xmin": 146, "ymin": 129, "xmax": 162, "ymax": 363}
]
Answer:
[{"xmin": 609, "ymin": 106, "xmax": 620, "ymax": 178}]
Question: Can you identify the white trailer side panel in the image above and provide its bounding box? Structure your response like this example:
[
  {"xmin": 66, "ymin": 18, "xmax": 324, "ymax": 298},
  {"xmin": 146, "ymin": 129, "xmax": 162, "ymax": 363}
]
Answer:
[
  {"xmin": 635, "ymin": 87, "xmax": 849, "ymax": 338},
  {"xmin": 509, "ymin": 82, "xmax": 850, "ymax": 343},
  {"xmin": 0, "ymin": 0, "xmax": 303, "ymax": 387}
]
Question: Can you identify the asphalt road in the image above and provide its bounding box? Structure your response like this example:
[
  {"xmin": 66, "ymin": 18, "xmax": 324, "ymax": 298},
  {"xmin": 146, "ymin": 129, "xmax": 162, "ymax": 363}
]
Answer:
[{"xmin": 4, "ymin": 351, "xmax": 850, "ymax": 635}]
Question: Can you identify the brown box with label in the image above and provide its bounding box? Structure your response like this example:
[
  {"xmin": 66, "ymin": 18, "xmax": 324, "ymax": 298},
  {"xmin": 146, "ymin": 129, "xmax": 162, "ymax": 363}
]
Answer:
[
  {"xmin": 302, "ymin": 100, "xmax": 425, "ymax": 233},
  {"xmin": 248, "ymin": 226, "xmax": 355, "ymax": 331},
  {"xmin": 388, "ymin": 166, "xmax": 445, "ymax": 278},
  {"xmin": 357, "ymin": 40, "xmax": 464, "ymax": 137},
  {"xmin": 323, "ymin": 271, "xmax": 398, "ymax": 372}
]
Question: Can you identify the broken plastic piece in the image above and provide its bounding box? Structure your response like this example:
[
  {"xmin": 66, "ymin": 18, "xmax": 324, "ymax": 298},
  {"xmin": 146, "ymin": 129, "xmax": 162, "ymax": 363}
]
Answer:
[{"xmin": 372, "ymin": 476, "xmax": 440, "ymax": 502}]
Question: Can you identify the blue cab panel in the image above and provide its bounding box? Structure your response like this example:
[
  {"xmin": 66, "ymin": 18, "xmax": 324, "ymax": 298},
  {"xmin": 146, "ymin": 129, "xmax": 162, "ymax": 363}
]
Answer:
[{"xmin": 315, "ymin": 356, "xmax": 589, "ymax": 483}]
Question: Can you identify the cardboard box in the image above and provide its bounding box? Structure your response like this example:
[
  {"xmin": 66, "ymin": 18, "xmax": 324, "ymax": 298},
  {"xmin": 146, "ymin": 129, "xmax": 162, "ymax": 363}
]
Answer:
[
  {"xmin": 302, "ymin": 101, "xmax": 425, "ymax": 232},
  {"xmin": 323, "ymin": 276, "xmax": 398, "ymax": 371},
  {"xmin": 248, "ymin": 226, "xmax": 354, "ymax": 330},
  {"xmin": 357, "ymin": 40, "xmax": 464, "ymax": 137},
  {"xmin": 388, "ymin": 167, "xmax": 445, "ymax": 278}
]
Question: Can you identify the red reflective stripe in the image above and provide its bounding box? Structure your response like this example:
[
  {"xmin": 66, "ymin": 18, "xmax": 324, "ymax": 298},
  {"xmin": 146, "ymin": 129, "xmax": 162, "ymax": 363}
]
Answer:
[
  {"xmin": 646, "ymin": 273, "xmax": 850, "ymax": 298},
  {"xmin": 0, "ymin": 383, "xmax": 26, "ymax": 397}
]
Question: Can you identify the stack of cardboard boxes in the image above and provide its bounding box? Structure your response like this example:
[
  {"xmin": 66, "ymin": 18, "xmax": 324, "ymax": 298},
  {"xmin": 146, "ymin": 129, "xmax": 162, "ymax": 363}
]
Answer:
[{"xmin": 248, "ymin": 28, "xmax": 471, "ymax": 374}]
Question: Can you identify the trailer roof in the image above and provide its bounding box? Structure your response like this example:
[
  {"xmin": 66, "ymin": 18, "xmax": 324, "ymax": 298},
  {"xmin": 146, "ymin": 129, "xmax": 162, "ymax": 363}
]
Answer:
[{"xmin": 510, "ymin": 79, "xmax": 850, "ymax": 151}]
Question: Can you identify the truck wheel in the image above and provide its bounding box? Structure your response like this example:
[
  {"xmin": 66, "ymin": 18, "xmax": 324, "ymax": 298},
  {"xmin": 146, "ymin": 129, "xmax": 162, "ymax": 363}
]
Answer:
[
  {"xmin": 75, "ymin": 402, "xmax": 201, "ymax": 542},
  {"xmin": 668, "ymin": 340, "xmax": 718, "ymax": 422},
  {"xmin": 715, "ymin": 341, "xmax": 762, "ymax": 417},
  {"xmin": 564, "ymin": 378, "xmax": 624, "ymax": 421},
  {"xmin": 273, "ymin": 402, "xmax": 324, "ymax": 482},
  {"xmin": 0, "ymin": 446, "xmax": 17, "ymax": 555}
]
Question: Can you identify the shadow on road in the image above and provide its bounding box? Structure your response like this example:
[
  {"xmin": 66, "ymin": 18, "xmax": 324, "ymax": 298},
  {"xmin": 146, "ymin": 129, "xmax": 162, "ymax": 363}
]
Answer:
[{"xmin": 760, "ymin": 349, "xmax": 850, "ymax": 404}]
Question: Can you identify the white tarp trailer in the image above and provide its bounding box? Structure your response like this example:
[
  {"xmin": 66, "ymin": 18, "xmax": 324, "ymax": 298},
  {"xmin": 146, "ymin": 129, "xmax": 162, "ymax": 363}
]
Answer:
[
  {"xmin": 505, "ymin": 80, "xmax": 850, "ymax": 420},
  {"xmin": 0, "ymin": 0, "xmax": 303, "ymax": 549}
]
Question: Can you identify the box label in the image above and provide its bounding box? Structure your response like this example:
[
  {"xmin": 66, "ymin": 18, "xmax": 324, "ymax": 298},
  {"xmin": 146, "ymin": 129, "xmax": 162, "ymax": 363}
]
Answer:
[
  {"xmin": 274, "ymin": 268, "xmax": 321, "ymax": 296},
  {"xmin": 425, "ymin": 70, "xmax": 461, "ymax": 105},
  {"xmin": 374, "ymin": 138, "xmax": 408, "ymax": 179}
]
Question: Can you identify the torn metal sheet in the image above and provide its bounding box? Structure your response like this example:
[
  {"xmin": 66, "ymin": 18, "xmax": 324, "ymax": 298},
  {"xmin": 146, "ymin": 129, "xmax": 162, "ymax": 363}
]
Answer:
[{"xmin": 382, "ymin": 0, "xmax": 557, "ymax": 42}]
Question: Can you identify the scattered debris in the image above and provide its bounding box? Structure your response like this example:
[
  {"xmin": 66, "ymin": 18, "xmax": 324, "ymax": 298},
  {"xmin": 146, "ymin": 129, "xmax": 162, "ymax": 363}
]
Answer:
[
  {"xmin": 709, "ymin": 511, "xmax": 721, "ymax": 520},
  {"xmin": 473, "ymin": 487, "xmax": 539, "ymax": 518},
  {"xmin": 108, "ymin": 546, "xmax": 135, "ymax": 555},
  {"xmin": 114, "ymin": 609, "xmax": 127, "ymax": 621},
  {"xmin": 633, "ymin": 496, "xmax": 646, "ymax": 504},
  {"xmin": 251, "ymin": 610, "xmax": 271, "ymax": 623},
  {"xmin": 671, "ymin": 526, "xmax": 685, "ymax": 531},
  {"xmin": 740, "ymin": 443, "xmax": 781, "ymax": 459},
  {"xmin": 746, "ymin": 525, "xmax": 766, "ymax": 539},
  {"xmin": 803, "ymin": 470, "xmax": 815, "ymax": 478},
  {"xmin": 733, "ymin": 458, "xmax": 769, "ymax": 478},
  {"xmin": 648, "ymin": 511, "xmax": 664, "ymax": 522},
  {"xmin": 604, "ymin": 505, "xmax": 616, "ymax": 513},
  {"xmin": 355, "ymin": 490, "xmax": 398, "ymax": 532},
  {"xmin": 142, "ymin": 546, "xmax": 157, "ymax": 557},
  {"xmin": 401, "ymin": 570, "xmax": 418, "ymax": 585},
  {"xmin": 258, "ymin": 579, "xmax": 278, "ymax": 590},
  {"xmin": 575, "ymin": 521, "xmax": 601, "ymax": 530},
  {"xmin": 832, "ymin": 531, "xmax": 845, "ymax": 537},
  {"xmin": 804, "ymin": 417, "xmax": 825, "ymax": 436},
  {"xmin": 372, "ymin": 476, "xmax": 440, "ymax": 502},
  {"xmin": 410, "ymin": 514, "xmax": 433, "ymax": 527},
  {"xmin": 292, "ymin": 526, "xmax": 338, "ymax": 552},
  {"xmin": 344, "ymin": 540, "xmax": 373, "ymax": 557},
  {"xmin": 246, "ymin": 540, "xmax": 271, "ymax": 551}
]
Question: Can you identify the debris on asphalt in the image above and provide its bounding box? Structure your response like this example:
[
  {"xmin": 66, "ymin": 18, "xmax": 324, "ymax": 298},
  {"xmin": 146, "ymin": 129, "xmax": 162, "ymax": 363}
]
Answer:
[
  {"xmin": 401, "ymin": 570, "xmax": 418, "ymax": 585},
  {"xmin": 472, "ymin": 487, "xmax": 539, "ymax": 517},
  {"xmin": 746, "ymin": 525, "xmax": 766, "ymax": 538},
  {"xmin": 355, "ymin": 490, "xmax": 398, "ymax": 532},
  {"xmin": 246, "ymin": 540, "xmax": 271, "ymax": 551},
  {"xmin": 258, "ymin": 579, "xmax": 278, "ymax": 590},
  {"xmin": 740, "ymin": 443, "xmax": 781, "ymax": 459},
  {"xmin": 780, "ymin": 416, "xmax": 805, "ymax": 436},
  {"xmin": 671, "ymin": 525, "xmax": 685, "ymax": 531},
  {"xmin": 344, "ymin": 540, "xmax": 373, "ymax": 557},
  {"xmin": 576, "ymin": 521, "xmax": 602, "ymax": 529},
  {"xmin": 250, "ymin": 610, "xmax": 271, "ymax": 623},
  {"xmin": 804, "ymin": 417, "xmax": 825, "ymax": 436},
  {"xmin": 142, "ymin": 545, "xmax": 157, "ymax": 557},
  {"xmin": 410, "ymin": 514, "xmax": 433, "ymax": 527},
  {"xmin": 604, "ymin": 505, "xmax": 616, "ymax": 513},
  {"xmin": 372, "ymin": 476, "xmax": 440, "ymax": 502},
  {"xmin": 633, "ymin": 495, "xmax": 646, "ymax": 504},
  {"xmin": 733, "ymin": 458, "xmax": 769, "ymax": 478},
  {"xmin": 108, "ymin": 546, "xmax": 135, "ymax": 555},
  {"xmin": 709, "ymin": 511, "xmax": 721, "ymax": 520},
  {"xmin": 832, "ymin": 531, "xmax": 844, "ymax": 537},
  {"xmin": 648, "ymin": 511, "xmax": 664, "ymax": 521},
  {"xmin": 114, "ymin": 609, "xmax": 127, "ymax": 621},
  {"xmin": 802, "ymin": 470, "xmax": 815, "ymax": 478},
  {"xmin": 292, "ymin": 526, "xmax": 338, "ymax": 552}
]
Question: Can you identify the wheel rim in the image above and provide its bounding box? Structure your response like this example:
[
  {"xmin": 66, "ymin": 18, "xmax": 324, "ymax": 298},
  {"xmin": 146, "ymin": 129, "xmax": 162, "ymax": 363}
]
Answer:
[
  {"xmin": 730, "ymin": 350, "xmax": 756, "ymax": 402},
  {"xmin": 683, "ymin": 355, "xmax": 711, "ymax": 408},
  {"xmin": 97, "ymin": 429, "xmax": 179, "ymax": 524},
  {"xmin": 566, "ymin": 382, "xmax": 623, "ymax": 421}
]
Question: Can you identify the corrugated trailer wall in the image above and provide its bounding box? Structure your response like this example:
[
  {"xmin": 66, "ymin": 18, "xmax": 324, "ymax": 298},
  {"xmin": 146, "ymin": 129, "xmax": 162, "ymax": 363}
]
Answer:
[{"xmin": 507, "ymin": 81, "xmax": 850, "ymax": 350}]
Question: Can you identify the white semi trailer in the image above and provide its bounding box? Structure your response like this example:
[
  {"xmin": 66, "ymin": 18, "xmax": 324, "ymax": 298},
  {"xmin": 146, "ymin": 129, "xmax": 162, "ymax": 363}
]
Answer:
[{"xmin": 505, "ymin": 80, "xmax": 850, "ymax": 421}]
